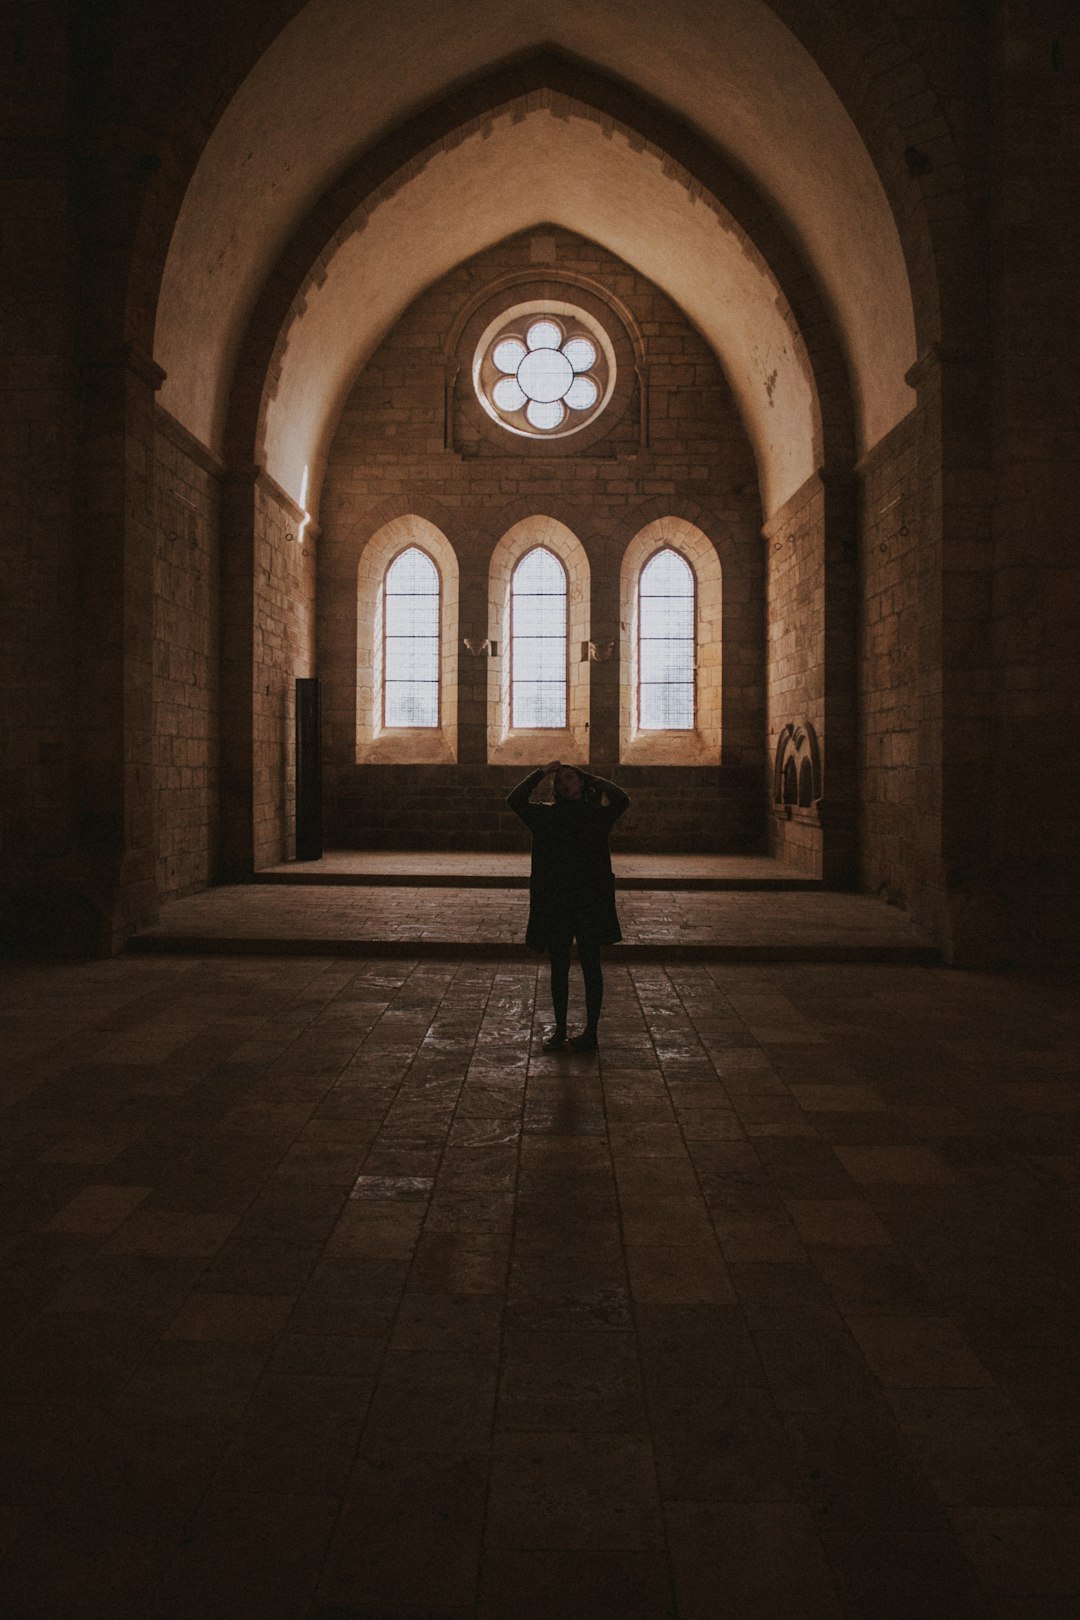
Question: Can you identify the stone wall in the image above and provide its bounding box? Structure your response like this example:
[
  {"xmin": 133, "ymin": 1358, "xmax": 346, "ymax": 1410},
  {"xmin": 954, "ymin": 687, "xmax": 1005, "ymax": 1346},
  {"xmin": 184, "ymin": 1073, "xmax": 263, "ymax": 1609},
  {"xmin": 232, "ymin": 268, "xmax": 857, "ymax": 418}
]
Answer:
[
  {"xmin": 152, "ymin": 412, "xmax": 222, "ymax": 903},
  {"xmin": 985, "ymin": 6, "xmax": 1080, "ymax": 966},
  {"xmin": 857, "ymin": 416, "xmax": 919, "ymax": 905},
  {"xmin": 764, "ymin": 475, "xmax": 825, "ymax": 876},
  {"xmin": 252, "ymin": 477, "xmax": 317, "ymax": 869},
  {"xmin": 0, "ymin": 8, "xmax": 80, "ymax": 950},
  {"xmin": 318, "ymin": 228, "xmax": 764, "ymax": 854}
]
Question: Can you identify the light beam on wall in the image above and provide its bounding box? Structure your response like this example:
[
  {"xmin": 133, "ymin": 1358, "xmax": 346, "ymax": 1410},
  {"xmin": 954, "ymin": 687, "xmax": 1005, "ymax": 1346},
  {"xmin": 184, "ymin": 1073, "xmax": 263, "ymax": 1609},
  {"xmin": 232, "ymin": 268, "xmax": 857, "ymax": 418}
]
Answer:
[{"xmin": 298, "ymin": 464, "xmax": 312, "ymax": 544}]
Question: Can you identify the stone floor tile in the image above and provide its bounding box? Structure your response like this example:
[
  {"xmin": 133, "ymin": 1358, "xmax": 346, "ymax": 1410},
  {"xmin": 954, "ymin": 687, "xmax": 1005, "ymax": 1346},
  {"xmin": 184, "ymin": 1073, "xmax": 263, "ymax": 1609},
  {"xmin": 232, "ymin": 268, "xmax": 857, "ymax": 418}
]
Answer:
[
  {"xmin": 811, "ymin": 1242, "xmax": 943, "ymax": 1317},
  {"xmin": 607, "ymin": 1121, "xmax": 687, "ymax": 1157},
  {"xmin": 783, "ymin": 1408, "xmax": 946, "ymax": 1533},
  {"xmin": 103, "ymin": 1208, "xmax": 240, "ymax": 1258},
  {"xmin": 710, "ymin": 1204, "xmax": 808, "ymax": 1262},
  {"xmin": 835, "ymin": 1144, "xmax": 956, "ymax": 1184},
  {"xmin": 268, "ymin": 1331, "xmax": 385, "ymax": 1379},
  {"xmin": 317, "ymin": 1452, "xmax": 486, "ymax": 1613},
  {"xmin": 729, "ymin": 1261, "xmax": 845, "ymax": 1330},
  {"xmin": 44, "ymin": 1182, "xmax": 152, "ymax": 1235},
  {"xmin": 849, "ymin": 1315, "xmax": 996, "ymax": 1388},
  {"xmin": 666, "ymin": 1501, "xmax": 842, "ymax": 1619},
  {"xmin": 754, "ymin": 1326, "xmax": 883, "ymax": 1413},
  {"xmin": 45, "ymin": 1252, "xmax": 205, "ymax": 1319},
  {"xmin": 625, "ymin": 1242, "xmax": 736, "ymax": 1304},
  {"xmin": 144, "ymin": 1490, "xmax": 340, "ymax": 1620},
  {"xmin": 390, "ymin": 1291, "xmax": 503, "ymax": 1353},
  {"xmin": 162, "ymin": 1290, "xmax": 297, "ymax": 1342},
  {"xmin": 407, "ymin": 1230, "xmax": 510, "ymax": 1294},
  {"xmin": 820, "ymin": 1529, "xmax": 991, "ymax": 1618},
  {"xmin": 885, "ymin": 1387, "xmax": 1074, "ymax": 1508},
  {"xmin": 360, "ymin": 1349, "xmax": 498, "ymax": 1457},
  {"xmin": 497, "ymin": 1328, "xmax": 646, "ymax": 1431},
  {"xmin": 477, "ymin": 1549, "xmax": 675, "ymax": 1619},
  {"xmin": 113, "ymin": 1337, "xmax": 271, "ymax": 1420},
  {"xmin": 953, "ymin": 1506, "xmax": 1080, "ymax": 1598},
  {"xmin": 507, "ymin": 1246, "xmax": 632, "ymax": 1330},
  {"xmin": 786, "ymin": 1196, "xmax": 892, "ymax": 1246},
  {"xmin": 215, "ymin": 1374, "xmax": 369, "ymax": 1495},
  {"xmin": 649, "ymin": 1384, "xmax": 801, "ymax": 1502},
  {"xmin": 485, "ymin": 1431, "xmax": 664, "ymax": 1550},
  {"xmin": 0, "ymin": 1402, "xmax": 106, "ymax": 1511}
]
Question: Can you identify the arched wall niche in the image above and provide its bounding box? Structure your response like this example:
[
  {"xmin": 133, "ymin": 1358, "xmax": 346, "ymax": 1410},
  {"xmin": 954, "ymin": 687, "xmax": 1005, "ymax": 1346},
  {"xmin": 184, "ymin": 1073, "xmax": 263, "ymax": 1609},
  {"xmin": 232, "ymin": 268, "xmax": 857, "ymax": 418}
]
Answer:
[
  {"xmin": 352, "ymin": 516, "xmax": 459, "ymax": 766},
  {"xmin": 619, "ymin": 517, "xmax": 725, "ymax": 768},
  {"xmin": 487, "ymin": 516, "xmax": 591, "ymax": 766}
]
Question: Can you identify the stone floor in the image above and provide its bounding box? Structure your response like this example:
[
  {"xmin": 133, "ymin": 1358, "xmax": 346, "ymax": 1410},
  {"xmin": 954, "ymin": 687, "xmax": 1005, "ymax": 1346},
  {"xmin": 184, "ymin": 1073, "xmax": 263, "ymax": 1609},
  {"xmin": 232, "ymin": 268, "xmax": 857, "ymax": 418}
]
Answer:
[{"xmin": 1, "ymin": 950, "xmax": 1079, "ymax": 1617}]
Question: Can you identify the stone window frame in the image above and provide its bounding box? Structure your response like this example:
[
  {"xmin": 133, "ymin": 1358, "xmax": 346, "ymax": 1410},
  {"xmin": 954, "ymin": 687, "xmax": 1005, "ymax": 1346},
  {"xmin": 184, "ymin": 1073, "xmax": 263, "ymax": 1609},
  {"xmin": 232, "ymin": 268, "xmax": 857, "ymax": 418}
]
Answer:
[
  {"xmin": 488, "ymin": 515, "xmax": 590, "ymax": 766},
  {"xmin": 620, "ymin": 517, "xmax": 723, "ymax": 766},
  {"xmin": 356, "ymin": 515, "xmax": 458, "ymax": 764},
  {"xmin": 447, "ymin": 269, "xmax": 644, "ymax": 459}
]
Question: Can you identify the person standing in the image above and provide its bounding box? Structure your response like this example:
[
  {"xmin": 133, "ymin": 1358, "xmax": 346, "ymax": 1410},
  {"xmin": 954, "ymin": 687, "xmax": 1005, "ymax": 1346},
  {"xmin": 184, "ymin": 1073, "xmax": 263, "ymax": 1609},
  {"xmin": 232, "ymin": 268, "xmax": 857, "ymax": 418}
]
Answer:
[{"xmin": 507, "ymin": 761, "xmax": 630, "ymax": 1052}]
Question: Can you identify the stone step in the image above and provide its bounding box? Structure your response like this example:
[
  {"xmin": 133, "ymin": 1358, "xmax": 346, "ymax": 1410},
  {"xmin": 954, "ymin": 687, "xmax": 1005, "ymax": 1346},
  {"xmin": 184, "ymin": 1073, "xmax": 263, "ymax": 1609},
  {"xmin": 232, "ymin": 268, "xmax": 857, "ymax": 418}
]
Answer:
[
  {"xmin": 253, "ymin": 851, "xmax": 823, "ymax": 892},
  {"xmin": 253, "ymin": 870, "xmax": 823, "ymax": 891},
  {"xmin": 128, "ymin": 934, "xmax": 938, "ymax": 964},
  {"xmin": 128, "ymin": 882, "xmax": 938, "ymax": 965}
]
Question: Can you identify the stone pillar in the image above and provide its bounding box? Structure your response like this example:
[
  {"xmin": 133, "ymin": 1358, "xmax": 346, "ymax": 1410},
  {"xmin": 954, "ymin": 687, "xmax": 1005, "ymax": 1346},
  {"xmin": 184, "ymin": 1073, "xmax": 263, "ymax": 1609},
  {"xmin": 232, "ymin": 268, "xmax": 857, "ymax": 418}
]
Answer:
[
  {"xmin": 908, "ymin": 343, "xmax": 998, "ymax": 963},
  {"xmin": 820, "ymin": 466, "xmax": 859, "ymax": 887},
  {"xmin": 74, "ymin": 343, "xmax": 164, "ymax": 951},
  {"xmin": 219, "ymin": 465, "xmax": 259, "ymax": 880}
]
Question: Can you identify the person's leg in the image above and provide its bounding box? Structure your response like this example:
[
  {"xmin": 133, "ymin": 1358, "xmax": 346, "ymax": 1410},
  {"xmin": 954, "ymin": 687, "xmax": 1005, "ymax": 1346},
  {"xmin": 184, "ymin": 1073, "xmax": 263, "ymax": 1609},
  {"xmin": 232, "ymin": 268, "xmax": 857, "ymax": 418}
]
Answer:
[
  {"xmin": 545, "ymin": 941, "xmax": 572, "ymax": 1048},
  {"xmin": 580, "ymin": 939, "xmax": 603, "ymax": 1031},
  {"xmin": 568, "ymin": 939, "xmax": 603, "ymax": 1050}
]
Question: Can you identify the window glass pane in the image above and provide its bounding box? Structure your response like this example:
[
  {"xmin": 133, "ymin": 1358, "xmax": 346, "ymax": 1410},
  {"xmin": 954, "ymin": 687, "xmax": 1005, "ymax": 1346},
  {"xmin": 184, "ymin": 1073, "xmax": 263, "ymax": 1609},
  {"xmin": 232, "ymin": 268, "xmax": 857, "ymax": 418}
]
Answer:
[
  {"xmin": 513, "ymin": 547, "xmax": 566, "ymax": 595},
  {"xmin": 642, "ymin": 549, "xmax": 694, "ymax": 597},
  {"xmin": 383, "ymin": 546, "xmax": 440, "ymax": 729},
  {"xmin": 511, "ymin": 547, "xmax": 568, "ymax": 731},
  {"xmin": 513, "ymin": 635, "xmax": 566, "ymax": 683},
  {"xmin": 513, "ymin": 682, "xmax": 567, "ymax": 730},
  {"xmin": 640, "ymin": 595, "xmax": 693, "ymax": 639},
  {"xmin": 385, "ymin": 682, "xmax": 439, "ymax": 728},
  {"xmin": 641, "ymin": 683, "xmax": 694, "ymax": 730},
  {"xmin": 511, "ymin": 592, "xmax": 566, "ymax": 638},
  {"xmin": 638, "ymin": 547, "xmax": 696, "ymax": 732},
  {"xmin": 385, "ymin": 635, "xmax": 438, "ymax": 682},
  {"xmin": 384, "ymin": 593, "xmax": 438, "ymax": 638},
  {"xmin": 386, "ymin": 547, "xmax": 438, "ymax": 594},
  {"xmin": 640, "ymin": 636, "xmax": 693, "ymax": 683}
]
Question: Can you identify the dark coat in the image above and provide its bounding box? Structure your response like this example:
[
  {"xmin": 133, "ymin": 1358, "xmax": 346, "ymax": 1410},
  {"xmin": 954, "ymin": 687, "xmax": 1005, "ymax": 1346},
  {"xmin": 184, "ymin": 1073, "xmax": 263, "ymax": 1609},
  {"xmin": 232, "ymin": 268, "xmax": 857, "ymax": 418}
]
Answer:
[{"xmin": 507, "ymin": 771, "xmax": 630, "ymax": 952}]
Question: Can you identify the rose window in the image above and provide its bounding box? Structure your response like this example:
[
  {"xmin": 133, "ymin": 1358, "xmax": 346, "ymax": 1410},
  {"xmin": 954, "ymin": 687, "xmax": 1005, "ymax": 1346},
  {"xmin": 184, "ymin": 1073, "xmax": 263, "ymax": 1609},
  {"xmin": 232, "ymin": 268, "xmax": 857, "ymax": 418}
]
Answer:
[{"xmin": 475, "ymin": 310, "xmax": 613, "ymax": 439}]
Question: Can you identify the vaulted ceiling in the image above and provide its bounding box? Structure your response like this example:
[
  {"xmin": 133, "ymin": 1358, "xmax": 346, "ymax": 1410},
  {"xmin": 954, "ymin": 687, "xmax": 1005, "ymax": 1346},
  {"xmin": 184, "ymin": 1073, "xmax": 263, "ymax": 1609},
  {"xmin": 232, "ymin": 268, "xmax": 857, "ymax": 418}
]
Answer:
[{"xmin": 153, "ymin": 0, "xmax": 918, "ymax": 518}]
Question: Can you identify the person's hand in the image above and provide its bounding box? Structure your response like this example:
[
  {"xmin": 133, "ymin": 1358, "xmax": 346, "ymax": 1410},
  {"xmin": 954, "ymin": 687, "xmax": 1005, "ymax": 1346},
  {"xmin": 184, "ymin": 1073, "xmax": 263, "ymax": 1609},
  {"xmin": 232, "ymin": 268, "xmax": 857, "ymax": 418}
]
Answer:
[{"xmin": 542, "ymin": 759, "xmax": 561, "ymax": 776}]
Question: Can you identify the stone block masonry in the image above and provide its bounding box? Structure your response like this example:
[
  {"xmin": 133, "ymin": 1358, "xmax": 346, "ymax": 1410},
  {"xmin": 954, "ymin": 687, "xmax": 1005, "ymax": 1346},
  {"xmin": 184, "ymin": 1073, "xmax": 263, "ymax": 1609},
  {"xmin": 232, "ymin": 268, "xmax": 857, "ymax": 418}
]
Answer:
[{"xmin": 319, "ymin": 228, "xmax": 765, "ymax": 854}]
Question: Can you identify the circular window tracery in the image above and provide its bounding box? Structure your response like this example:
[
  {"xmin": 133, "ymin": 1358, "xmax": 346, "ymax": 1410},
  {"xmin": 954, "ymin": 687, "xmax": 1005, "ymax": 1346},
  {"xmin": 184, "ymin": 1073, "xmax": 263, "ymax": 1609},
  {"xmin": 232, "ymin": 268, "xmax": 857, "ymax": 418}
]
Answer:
[{"xmin": 474, "ymin": 307, "xmax": 614, "ymax": 439}]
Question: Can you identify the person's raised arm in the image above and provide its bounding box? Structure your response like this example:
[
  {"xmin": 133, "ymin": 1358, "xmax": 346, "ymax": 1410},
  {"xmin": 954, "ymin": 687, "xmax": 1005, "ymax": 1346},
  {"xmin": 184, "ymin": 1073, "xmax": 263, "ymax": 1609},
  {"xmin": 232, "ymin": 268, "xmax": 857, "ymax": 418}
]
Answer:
[
  {"xmin": 506, "ymin": 761, "xmax": 560, "ymax": 823},
  {"xmin": 584, "ymin": 772, "xmax": 630, "ymax": 823}
]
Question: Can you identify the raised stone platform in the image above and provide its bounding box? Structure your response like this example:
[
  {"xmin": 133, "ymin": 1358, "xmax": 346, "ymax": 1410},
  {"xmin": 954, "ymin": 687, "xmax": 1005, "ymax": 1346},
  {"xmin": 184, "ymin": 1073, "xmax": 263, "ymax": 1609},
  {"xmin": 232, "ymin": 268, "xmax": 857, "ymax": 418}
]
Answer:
[
  {"xmin": 256, "ymin": 851, "xmax": 823, "ymax": 891},
  {"xmin": 131, "ymin": 856, "xmax": 936, "ymax": 963}
]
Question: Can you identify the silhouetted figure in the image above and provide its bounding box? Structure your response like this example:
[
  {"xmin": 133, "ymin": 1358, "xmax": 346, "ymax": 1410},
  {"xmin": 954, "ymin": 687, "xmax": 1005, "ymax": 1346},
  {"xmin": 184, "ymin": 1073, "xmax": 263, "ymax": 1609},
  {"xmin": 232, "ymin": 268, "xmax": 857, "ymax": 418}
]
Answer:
[{"xmin": 507, "ymin": 761, "xmax": 630, "ymax": 1051}]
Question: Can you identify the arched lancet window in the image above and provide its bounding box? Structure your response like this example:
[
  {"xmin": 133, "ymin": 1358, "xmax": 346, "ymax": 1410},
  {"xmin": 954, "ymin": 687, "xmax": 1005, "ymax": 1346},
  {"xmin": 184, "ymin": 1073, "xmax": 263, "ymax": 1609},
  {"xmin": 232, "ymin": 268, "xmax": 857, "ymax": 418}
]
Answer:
[
  {"xmin": 382, "ymin": 546, "xmax": 440, "ymax": 728},
  {"xmin": 638, "ymin": 548, "xmax": 695, "ymax": 730},
  {"xmin": 511, "ymin": 547, "xmax": 567, "ymax": 729}
]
